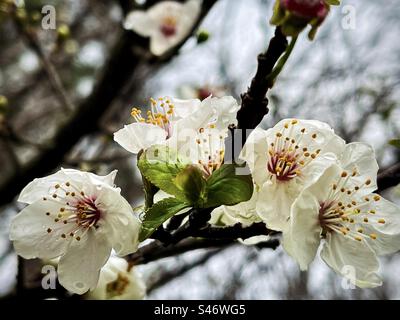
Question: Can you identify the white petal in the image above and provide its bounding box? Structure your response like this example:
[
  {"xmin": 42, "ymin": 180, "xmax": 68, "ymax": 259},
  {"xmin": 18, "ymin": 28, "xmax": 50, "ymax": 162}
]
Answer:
[
  {"xmin": 321, "ymin": 233, "xmax": 382, "ymax": 288},
  {"xmin": 283, "ymin": 189, "xmax": 322, "ymax": 270},
  {"xmin": 18, "ymin": 169, "xmax": 118, "ymax": 204},
  {"xmin": 209, "ymin": 206, "xmax": 240, "ymax": 226},
  {"xmin": 61, "ymin": 168, "xmax": 117, "ymax": 188},
  {"xmin": 172, "ymin": 98, "xmax": 202, "ymax": 119},
  {"xmin": 96, "ymin": 187, "xmax": 141, "ymax": 256},
  {"xmin": 339, "ymin": 142, "xmax": 378, "ymax": 195},
  {"xmin": 239, "ymin": 127, "xmax": 270, "ymax": 187},
  {"xmin": 148, "ymin": 1, "xmax": 183, "ymax": 19},
  {"xmin": 58, "ymin": 230, "xmax": 112, "ymax": 294},
  {"xmin": 124, "ymin": 11, "xmax": 156, "ymax": 36},
  {"xmin": 358, "ymin": 196, "xmax": 400, "ymax": 255},
  {"xmin": 208, "ymin": 96, "xmax": 240, "ymax": 129},
  {"xmin": 302, "ymin": 163, "xmax": 342, "ymax": 203},
  {"xmin": 114, "ymin": 122, "xmax": 167, "ymax": 154},
  {"xmin": 300, "ymin": 153, "xmax": 338, "ymax": 187},
  {"xmin": 239, "ymin": 235, "xmax": 270, "ymax": 246},
  {"xmin": 219, "ymin": 191, "xmax": 261, "ymax": 226},
  {"xmin": 9, "ymin": 199, "xmax": 72, "ymax": 259},
  {"xmin": 150, "ymin": 32, "xmax": 179, "ymax": 56},
  {"xmin": 182, "ymin": 0, "xmax": 202, "ymax": 23},
  {"xmin": 256, "ymin": 180, "xmax": 299, "ymax": 231}
]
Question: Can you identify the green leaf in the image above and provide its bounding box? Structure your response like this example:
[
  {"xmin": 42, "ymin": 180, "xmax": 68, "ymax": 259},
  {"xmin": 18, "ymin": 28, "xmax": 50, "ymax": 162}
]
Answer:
[
  {"xmin": 174, "ymin": 165, "xmax": 207, "ymax": 206},
  {"xmin": 139, "ymin": 197, "xmax": 190, "ymax": 241},
  {"xmin": 389, "ymin": 139, "xmax": 400, "ymax": 149},
  {"xmin": 205, "ymin": 164, "xmax": 254, "ymax": 208},
  {"xmin": 138, "ymin": 145, "xmax": 189, "ymax": 202}
]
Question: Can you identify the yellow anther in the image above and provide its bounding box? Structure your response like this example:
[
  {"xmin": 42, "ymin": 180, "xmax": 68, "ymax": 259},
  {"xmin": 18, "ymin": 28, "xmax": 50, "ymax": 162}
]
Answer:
[
  {"xmin": 373, "ymin": 195, "xmax": 381, "ymax": 201},
  {"xmin": 341, "ymin": 171, "xmax": 348, "ymax": 178},
  {"xmin": 354, "ymin": 236, "xmax": 362, "ymax": 242},
  {"xmin": 378, "ymin": 219, "xmax": 386, "ymax": 224}
]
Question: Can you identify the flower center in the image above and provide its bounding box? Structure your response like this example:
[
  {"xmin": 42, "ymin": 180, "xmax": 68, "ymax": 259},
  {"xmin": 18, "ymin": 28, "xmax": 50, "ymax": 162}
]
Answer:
[
  {"xmin": 318, "ymin": 172, "xmax": 383, "ymax": 242},
  {"xmin": 195, "ymin": 127, "xmax": 225, "ymax": 178},
  {"xmin": 43, "ymin": 181, "xmax": 102, "ymax": 241},
  {"xmin": 266, "ymin": 119, "xmax": 320, "ymax": 182},
  {"xmin": 131, "ymin": 97, "xmax": 175, "ymax": 138},
  {"xmin": 160, "ymin": 16, "xmax": 177, "ymax": 37}
]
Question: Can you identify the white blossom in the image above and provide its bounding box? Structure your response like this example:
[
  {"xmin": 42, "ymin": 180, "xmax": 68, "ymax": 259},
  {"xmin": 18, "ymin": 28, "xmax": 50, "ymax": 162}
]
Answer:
[
  {"xmin": 9, "ymin": 169, "xmax": 141, "ymax": 294},
  {"xmin": 283, "ymin": 143, "xmax": 400, "ymax": 288},
  {"xmin": 124, "ymin": 0, "xmax": 202, "ymax": 56},
  {"xmin": 240, "ymin": 118, "xmax": 345, "ymax": 231}
]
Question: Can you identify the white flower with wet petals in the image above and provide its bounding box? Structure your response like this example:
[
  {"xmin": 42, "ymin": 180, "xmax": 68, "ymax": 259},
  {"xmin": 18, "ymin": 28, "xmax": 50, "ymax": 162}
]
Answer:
[
  {"xmin": 9, "ymin": 169, "xmax": 141, "ymax": 294},
  {"xmin": 240, "ymin": 119, "xmax": 345, "ymax": 231},
  {"xmin": 124, "ymin": 0, "xmax": 202, "ymax": 56},
  {"xmin": 283, "ymin": 143, "xmax": 400, "ymax": 288}
]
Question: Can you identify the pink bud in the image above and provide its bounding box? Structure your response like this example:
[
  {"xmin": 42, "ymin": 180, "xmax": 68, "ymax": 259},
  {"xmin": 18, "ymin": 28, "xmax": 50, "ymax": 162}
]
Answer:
[{"xmin": 281, "ymin": 0, "xmax": 329, "ymax": 20}]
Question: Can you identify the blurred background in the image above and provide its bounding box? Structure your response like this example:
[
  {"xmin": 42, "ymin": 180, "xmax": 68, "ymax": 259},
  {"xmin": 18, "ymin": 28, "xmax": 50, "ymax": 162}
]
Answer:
[{"xmin": 0, "ymin": 0, "xmax": 400, "ymax": 299}]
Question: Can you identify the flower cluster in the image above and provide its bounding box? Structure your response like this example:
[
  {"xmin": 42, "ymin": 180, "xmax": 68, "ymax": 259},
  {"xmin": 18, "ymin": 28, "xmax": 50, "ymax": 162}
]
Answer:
[
  {"xmin": 218, "ymin": 119, "xmax": 400, "ymax": 287},
  {"xmin": 8, "ymin": 0, "xmax": 398, "ymax": 300},
  {"xmin": 8, "ymin": 91, "xmax": 400, "ymax": 296}
]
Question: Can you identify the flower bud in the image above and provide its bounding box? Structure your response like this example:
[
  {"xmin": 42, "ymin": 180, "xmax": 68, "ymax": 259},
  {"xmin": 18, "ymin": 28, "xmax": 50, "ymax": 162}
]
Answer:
[
  {"xmin": 197, "ymin": 30, "xmax": 210, "ymax": 44},
  {"xmin": 270, "ymin": 0, "xmax": 340, "ymax": 40}
]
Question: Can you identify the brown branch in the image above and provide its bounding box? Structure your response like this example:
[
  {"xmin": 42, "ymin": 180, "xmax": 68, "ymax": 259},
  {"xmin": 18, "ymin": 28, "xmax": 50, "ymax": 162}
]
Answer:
[
  {"xmin": 127, "ymin": 238, "xmax": 232, "ymax": 266},
  {"xmin": 236, "ymin": 27, "xmax": 288, "ymax": 130},
  {"xmin": 127, "ymin": 237, "xmax": 279, "ymax": 267},
  {"xmin": 192, "ymin": 222, "xmax": 277, "ymax": 240},
  {"xmin": 377, "ymin": 163, "xmax": 400, "ymax": 193}
]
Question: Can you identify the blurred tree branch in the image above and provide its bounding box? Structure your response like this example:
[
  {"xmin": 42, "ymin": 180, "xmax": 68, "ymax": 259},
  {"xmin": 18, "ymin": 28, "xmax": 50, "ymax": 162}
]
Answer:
[
  {"xmin": 377, "ymin": 163, "xmax": 400, "ymax": 192},
  {"xmin": 146, "ymin": 248, "xmax": 223, "ymax": 293},
  {"xmin": 11, "ymin": 5, "xmax": 75, "ymax": 114}
]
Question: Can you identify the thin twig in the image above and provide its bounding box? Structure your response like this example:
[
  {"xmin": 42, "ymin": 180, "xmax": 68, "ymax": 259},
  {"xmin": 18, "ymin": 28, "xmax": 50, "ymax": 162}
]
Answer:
[{"xmin": 11, "ymin": 6, "xmax": 75, "ymax": 114}]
